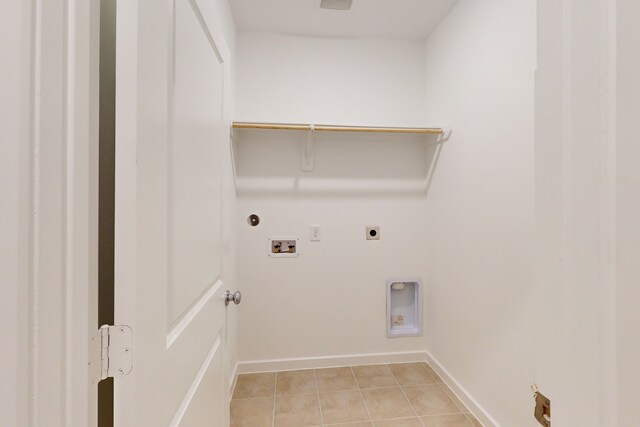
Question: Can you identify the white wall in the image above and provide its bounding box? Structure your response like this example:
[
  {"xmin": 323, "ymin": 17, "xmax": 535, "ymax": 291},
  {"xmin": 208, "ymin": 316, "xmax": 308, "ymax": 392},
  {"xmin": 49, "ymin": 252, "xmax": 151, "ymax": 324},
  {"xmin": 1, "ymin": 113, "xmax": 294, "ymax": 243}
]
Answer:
[
  {"xmin": 234, "ymin": 33, "xmax": 435, "ymax": 365},
  {"xmin": 234, "ymin": 4, "xmax": 638, "ymax": 427},
  {"xmin": 422, "ymin": 1, "xmax": 537, "ymax": 426},
  {"xmin": 1, "ymin": 2, "xmax": 30, "ymax": 424},
  {"xmin": 236, "ymin": 32, "xmax": 427, "ymax": 126},
  {"xmin": 616, "ymin": 0, "xmax": 640, "ymax": 423}
]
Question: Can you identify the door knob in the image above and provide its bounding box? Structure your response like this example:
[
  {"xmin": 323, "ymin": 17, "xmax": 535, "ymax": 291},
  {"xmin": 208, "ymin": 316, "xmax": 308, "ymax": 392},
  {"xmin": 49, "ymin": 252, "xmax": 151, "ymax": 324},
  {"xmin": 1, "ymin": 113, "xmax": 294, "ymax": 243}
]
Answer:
[{"xmin": 225, "ymin": 290, "xmax": 242, "ymax": 306}]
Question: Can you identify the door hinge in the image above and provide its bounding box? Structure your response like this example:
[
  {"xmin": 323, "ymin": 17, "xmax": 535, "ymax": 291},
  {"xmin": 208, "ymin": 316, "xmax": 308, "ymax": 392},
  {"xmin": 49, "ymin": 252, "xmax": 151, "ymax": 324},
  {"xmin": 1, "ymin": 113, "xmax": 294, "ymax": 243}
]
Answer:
[{"xmin": 91, "ymin": 325, "xmax": 133, "ymax": 383}]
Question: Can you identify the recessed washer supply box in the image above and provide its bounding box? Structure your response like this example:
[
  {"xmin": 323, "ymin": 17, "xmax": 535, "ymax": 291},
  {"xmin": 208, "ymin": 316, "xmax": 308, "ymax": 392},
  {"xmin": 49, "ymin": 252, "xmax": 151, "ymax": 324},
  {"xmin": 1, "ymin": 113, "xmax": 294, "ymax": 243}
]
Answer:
[
  {"xmin": 387, "ymin": 278, "xmax": 423, "ymax": 338},
  {"xmin": 268, "ymin": 237, "xmax": 300, "ymax": 258}
]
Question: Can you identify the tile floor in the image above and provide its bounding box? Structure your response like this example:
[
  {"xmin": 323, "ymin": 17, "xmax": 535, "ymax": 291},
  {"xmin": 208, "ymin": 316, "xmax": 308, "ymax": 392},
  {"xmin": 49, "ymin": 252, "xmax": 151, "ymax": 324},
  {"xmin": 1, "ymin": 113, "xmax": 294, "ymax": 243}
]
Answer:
[{"xmin": 231, "ymin": 362, "xmax": 482, "ymax": 427}]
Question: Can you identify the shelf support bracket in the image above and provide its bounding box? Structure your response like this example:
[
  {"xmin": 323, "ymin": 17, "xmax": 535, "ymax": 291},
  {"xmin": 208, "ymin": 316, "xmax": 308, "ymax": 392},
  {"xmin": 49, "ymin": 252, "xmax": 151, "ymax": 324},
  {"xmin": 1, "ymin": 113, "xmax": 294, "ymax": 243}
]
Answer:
[
  {"xmin": 439, "ymin": 124, "xmax": 453, "ymax": 142},
  {"xmin": 302, "ymin": 124, "xmax": 315, "ymax": 172}
]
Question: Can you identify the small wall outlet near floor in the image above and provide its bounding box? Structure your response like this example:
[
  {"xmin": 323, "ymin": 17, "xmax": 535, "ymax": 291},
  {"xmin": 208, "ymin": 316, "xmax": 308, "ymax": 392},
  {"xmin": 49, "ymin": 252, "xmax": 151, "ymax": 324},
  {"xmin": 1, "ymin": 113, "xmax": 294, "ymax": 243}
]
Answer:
[{"xmin": 366, "ymin": 226, "xmax": 380, "ymax": 240}]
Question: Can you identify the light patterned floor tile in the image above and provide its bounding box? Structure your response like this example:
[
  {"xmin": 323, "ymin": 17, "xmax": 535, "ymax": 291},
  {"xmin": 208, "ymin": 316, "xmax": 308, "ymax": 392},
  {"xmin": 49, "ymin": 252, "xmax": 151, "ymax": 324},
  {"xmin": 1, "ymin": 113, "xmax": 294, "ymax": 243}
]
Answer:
[
  {"xmin": 352, "ymin": 365, "xmax": 397, "ymax": 389},
  {"xmin": 319, "ymin": 390, "xmax": 370, "ymax": 424},
  {"xmin": 231, "ymin": 397, "xmax": 274, "ymax": 427},
  {"xmin": 402, "ymin": 385, "xmax": 459, "ymax": 416},
  {"xmin": 275, "ymin": 394, "xmax": 322, "ymax": 427},
  {"xmin": 230, "ymin": 365, "xmax": 486, "ymax": 427},
  {"xmin": 421, "ymin": 414, "xmax": 474, "ymax": 426},
  {"xmin": 233, "ymin": 373, "xmax": 276, "ymax": 399},
  {"xmin": 466, "ymin": 414, "xmax": 483, "ymax": 427},
  {"xmin": 277, "ymin": 370, "xmax": 317, "ymax": 396},
  {"xmin": 316, "ymin": 367, "xmax": 358, "ymax": 392},
  {"xmin": 361, "ymin": 387, "xmax": 415, "ymax": 420},
  {"xmin": 327, "ymin": 423, "xmax": 373, "ymax": 427},
  {"xmin": 439, "ymin": 384, "xmax": 469, "ymax": 413},
  {"xmin": 388, "ymin": 363, "xmax": 437, "ymax": 386},
  {"xmin": 423, "ymin": 364, "xmax": 444, "ymax": 384},
  {"xmin": 373, "ymin": 417, "xmax": 423, "ymax": 426}
]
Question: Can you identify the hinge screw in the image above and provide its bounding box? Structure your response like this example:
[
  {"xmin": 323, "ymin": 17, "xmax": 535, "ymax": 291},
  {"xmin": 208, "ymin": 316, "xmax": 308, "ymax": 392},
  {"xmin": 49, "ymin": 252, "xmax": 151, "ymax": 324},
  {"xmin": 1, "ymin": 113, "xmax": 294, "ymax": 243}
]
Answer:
[
  {"xmin": 118, "ymin": 368, "xmax": 125, "ymax": 374},
  {"xmin": 531, "ymin": 383, "xmax": 539, "ymax": 398}
]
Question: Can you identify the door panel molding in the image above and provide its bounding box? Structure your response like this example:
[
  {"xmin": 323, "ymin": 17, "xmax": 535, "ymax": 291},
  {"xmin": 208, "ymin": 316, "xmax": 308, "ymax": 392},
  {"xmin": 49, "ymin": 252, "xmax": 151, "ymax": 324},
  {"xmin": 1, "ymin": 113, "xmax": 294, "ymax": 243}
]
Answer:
[
  {"xmin": 169, "ymin": 336, "xmax": 222, "ymax": 426},
  {"xmin": 167, "ymin": 278, "xmax": 223, "ymax": 348},
  {"xmin": 186, "ymin": 0, "xmax": 224, "ymax": 63}
]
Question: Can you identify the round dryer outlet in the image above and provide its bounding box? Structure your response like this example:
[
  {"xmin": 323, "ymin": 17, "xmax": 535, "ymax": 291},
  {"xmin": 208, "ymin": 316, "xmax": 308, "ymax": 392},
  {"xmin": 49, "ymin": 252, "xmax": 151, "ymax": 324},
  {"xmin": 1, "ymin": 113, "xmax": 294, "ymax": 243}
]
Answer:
[{"xmin": 366, "ymin": 226, "xmax": 380, "ymax": 240}]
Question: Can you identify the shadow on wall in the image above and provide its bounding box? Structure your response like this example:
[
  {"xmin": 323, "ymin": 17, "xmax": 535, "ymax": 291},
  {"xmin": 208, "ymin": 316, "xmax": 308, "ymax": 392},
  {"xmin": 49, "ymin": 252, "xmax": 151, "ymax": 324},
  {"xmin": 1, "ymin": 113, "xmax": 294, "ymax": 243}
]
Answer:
[{"xmin": 231, "ymin": 129, "xmax": 447, "ymax": 198}]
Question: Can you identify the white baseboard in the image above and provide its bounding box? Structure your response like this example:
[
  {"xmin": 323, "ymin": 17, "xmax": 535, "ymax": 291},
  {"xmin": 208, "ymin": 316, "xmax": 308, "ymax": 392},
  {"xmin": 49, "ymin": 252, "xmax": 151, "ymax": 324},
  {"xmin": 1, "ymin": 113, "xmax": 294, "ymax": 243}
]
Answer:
[
  {"xmin": 236, "ymin": 350, "xmax": 428, "ymax": 374},
  {"xmin": 229, "ymin": 363, "xmax": 239, "ymax": 400},
  {"xmin": 424, "ymin": 351, "xmax": 499, "ymax": 427}
]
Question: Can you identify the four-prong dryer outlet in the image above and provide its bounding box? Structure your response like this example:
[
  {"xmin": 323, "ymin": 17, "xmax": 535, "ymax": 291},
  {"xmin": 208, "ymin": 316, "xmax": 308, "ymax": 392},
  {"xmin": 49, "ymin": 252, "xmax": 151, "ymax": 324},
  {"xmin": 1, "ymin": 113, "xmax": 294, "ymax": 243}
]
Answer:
[{"xmin": 387, "ymin": 278, "xmax": 423, "ymax": 338}]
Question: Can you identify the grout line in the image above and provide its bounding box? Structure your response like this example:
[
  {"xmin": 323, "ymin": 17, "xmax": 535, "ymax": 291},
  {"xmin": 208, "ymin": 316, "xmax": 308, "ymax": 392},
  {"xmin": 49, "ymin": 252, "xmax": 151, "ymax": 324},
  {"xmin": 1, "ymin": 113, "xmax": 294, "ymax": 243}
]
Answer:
[
  {"xmin": 423, "ymin": 361, "xmax": 445, "ymax": 385},
  {"xmin": 312, "ymin": 369, "xmax": 325, "ymax": 426},
  {"xmin": 272, "ymin": 372, "xmax": 277, "ymax": 427},
  {"xmin": 232, "ymin": 395, "xmax": 282, "ymax": 401},
  {"xmin": 465, "ymin": 413, "xmax": 482, "ymax": 426},
  {"xmin": 417, "ymin": 361, "xmax": 439, "ymax": 385},
  {"xmin": 231, "ymin": 384, "xmax": 405, "ymax": 400},
  {"xmin": 350, "ymin": 366, "xmax": 374, "ymax": 424},
  {"xmin": 436, "ymin": 383, "xmax": 470, "ymax": 414},
  {"xmin": 388, "ymin": 364, "xmax": 426, "ymax": 427}
]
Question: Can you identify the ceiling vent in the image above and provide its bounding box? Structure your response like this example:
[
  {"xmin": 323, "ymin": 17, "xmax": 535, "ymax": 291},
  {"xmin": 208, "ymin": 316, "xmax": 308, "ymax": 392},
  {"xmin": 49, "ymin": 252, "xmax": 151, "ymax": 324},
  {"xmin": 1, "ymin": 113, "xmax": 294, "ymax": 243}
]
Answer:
[{"xmin": 320, "ymin": 0, "xmax": 353, "ymax": 11}]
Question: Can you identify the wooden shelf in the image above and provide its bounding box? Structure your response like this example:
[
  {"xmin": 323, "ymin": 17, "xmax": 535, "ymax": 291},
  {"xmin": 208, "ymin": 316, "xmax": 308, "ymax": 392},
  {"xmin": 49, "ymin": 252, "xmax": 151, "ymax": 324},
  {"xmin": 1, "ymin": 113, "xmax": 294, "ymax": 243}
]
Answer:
[{"xmin": 231, "ymin": 121, "xmax": 444, "ymax": 135}]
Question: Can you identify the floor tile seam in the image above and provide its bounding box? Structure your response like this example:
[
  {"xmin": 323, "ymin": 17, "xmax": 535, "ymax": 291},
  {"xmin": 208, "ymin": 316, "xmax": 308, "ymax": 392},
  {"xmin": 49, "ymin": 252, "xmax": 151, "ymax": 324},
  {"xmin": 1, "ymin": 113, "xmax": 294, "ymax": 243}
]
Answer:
[
  {"xmin": 323, "ymin": 422, "xmax": 372, "ymax": 427},
  {"xmin": 355, "ymin": 381, "xmax": 441, "ymax": 391},
  {"xmin": 399, "ymin": 383, "xmax": 442, "ymax": 390},
  {"xmin": 389, "ymin": 365, "xmax": 424, "ymax": 427},
  {"xmin": 371, "ymin": 415, "xmax": 422, "ymax": 424},
  {"xmin": 420, "ymin": 408, "xmax": 470, "ymax": 416},
  {"xmin": 435, "ymin": 383, "xmax": 471, "ymax": 413},
  {"xmin": 388, "ymin": 363, "xmax": 440, "ymax": 385},
  {"xmin": 350, "ymin": 365, "xmax": 374, "ymax": 423},
  {"xmin": 317, "ymin": 385, "xmax": 436, "ymax": 395},
  {"xmin": 420, "ymin": 411, "xmax": 473, "ymax": 418},
  {"xmin": 272, "ymin": 372, "xmax": 278, "ymax": 427},
  {"xmin": 276, "ymin": 391, "xmax": 322, "ymax": 398},
  {"xmin": 312, "ymin": 367, "xmax": 326, "ymax": 426},
  {"xmin": 231, "ymin": 395, "xmax": 277, "ymax": 402},
  {"xmin": 360, "ymin": 385, "xmax": 410, "ymax": 391},
  {"xmin": 318, "ymin": 389, "xmax": 364, "ymax": 396},
  {"xmin": 424, "ymin": 364, "xmax": 446, "ymax": 385},
  {"xmin": 413, "ymin": 362, "xmax": 438, "ymax": 382},
  {"xmin": 464, "ymin": 413, "xmax": 482, "ymax": 427}
]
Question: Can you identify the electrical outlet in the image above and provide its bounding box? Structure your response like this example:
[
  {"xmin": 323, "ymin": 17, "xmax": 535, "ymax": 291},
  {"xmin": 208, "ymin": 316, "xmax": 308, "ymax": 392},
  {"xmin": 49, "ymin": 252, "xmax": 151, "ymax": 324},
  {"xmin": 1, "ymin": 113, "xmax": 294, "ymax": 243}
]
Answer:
[{"xmin": 310, "ymin": 225, "xmax": 321, "ymax": 242}]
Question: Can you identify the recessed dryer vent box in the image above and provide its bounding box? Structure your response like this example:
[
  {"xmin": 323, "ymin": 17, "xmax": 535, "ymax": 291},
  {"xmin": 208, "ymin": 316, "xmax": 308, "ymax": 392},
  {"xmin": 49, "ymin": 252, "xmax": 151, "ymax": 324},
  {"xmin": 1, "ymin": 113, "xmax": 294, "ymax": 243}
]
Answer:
[{"xmin": 386, "ymin": 278, "xmax": 423, "ymax": 338}]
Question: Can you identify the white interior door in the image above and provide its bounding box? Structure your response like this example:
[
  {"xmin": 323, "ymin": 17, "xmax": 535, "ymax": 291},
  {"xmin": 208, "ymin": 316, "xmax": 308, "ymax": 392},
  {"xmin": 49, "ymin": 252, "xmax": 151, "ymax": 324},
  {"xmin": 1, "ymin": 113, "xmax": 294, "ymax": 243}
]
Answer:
[
  {"xmin": 113, "ymin": 0, "xmax": 232, "ymax": 425},
  {"xmin": 535, "ymin": 0, "xmax": 617, "ymax": 425}
]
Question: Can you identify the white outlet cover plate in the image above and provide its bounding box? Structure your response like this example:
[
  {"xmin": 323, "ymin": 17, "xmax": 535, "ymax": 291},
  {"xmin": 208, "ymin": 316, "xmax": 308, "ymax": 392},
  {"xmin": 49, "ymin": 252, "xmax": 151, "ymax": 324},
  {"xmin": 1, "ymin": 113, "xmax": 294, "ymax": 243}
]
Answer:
[{"xmin": 310, "ymin": 225, "xmax": 321, "ymax": 241}]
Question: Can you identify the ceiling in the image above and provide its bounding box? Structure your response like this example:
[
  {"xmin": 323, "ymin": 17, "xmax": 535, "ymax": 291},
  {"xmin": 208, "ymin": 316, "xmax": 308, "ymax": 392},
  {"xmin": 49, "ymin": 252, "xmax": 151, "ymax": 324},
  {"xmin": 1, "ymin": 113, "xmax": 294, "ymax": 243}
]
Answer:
[{"xmin": 230, "ymin": 0, "xmax": 461, "ymax": 40}]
